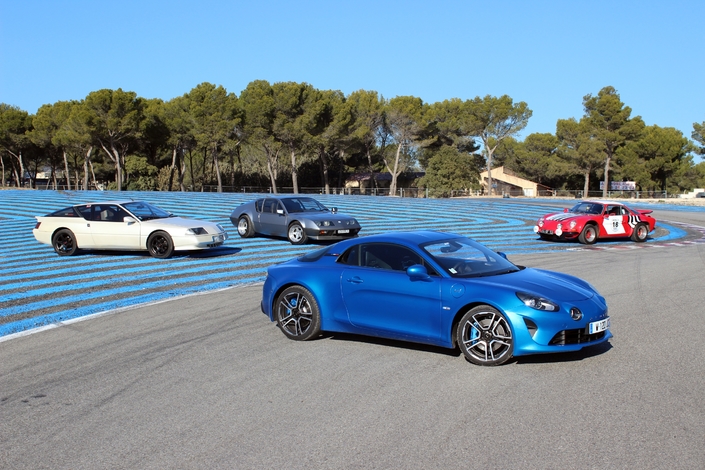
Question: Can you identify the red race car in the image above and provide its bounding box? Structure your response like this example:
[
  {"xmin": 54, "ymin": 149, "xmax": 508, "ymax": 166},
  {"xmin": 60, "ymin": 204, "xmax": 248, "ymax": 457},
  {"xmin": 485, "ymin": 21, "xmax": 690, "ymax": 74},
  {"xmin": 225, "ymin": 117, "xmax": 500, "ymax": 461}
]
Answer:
[{"xmin": 534, "ymin": 200, "xmax": 656, "ymax": 244}]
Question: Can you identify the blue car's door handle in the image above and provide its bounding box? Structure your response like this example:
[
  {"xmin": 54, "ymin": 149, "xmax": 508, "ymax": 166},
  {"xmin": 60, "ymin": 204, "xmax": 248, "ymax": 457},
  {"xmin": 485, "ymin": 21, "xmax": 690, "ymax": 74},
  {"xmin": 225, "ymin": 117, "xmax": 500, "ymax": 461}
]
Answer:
[{"xmin": 347, "ymin": 276, "xmax": 363, "ymax": 284}]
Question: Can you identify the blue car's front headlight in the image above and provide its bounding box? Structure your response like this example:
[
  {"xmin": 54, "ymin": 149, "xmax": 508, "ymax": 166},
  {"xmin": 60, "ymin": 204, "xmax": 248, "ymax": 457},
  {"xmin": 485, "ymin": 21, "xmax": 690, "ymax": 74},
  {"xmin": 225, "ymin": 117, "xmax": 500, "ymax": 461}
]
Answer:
[{"xmin": 516, "ymin": 292, "xmax": 559, "ymax": 312}]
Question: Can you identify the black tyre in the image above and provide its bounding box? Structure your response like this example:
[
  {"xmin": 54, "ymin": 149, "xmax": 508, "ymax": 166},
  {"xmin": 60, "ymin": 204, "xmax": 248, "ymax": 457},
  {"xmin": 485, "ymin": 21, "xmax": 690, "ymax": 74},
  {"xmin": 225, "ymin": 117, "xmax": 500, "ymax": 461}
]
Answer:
[
  {"xmin": 631, "ymin": 223, "xmax": 648, "ymax": 242},
  {"xmin": 52, "ymin": 229, "xmax": 78, "ymax": 256},
  {"xmin": 287, "ymin": 222, "xmax": 308, "ymax": 245},
  {"xmin": 578, "ymin": 224, "xmax": 598, "ymax": 245},
  {"xmin": 456, "ymin": 305, "xmax": 513, "ymax": 366},
  {"xmin": 147, "ymin": 231, "xmax": 174, "ymax": 259},
  {"xmin": 275, "ymin": 286, "xmax": 321, "ymax": 341},
  {"xmin": 237, "ymin": 215, "xmax": 254, "ymax": 238}
]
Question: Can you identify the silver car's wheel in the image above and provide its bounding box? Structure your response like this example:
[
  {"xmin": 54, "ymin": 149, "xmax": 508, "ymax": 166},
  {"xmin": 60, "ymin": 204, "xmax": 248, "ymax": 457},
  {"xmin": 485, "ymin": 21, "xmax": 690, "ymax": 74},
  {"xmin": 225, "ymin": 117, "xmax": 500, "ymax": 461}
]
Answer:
[
  {"xmin": 237, "ymin": 215, "xmax": 254, "ymax": 238},
  {"xmin": 275, "ymin": 286, "xmax": 321, "ymax": 341},
  {"xmin": 287, "ymin": 222, "xmax": 308, "ymax": 245},
  {"xmin": 457, "ymin": 305, "xmax": 513, "ymax": 366}
]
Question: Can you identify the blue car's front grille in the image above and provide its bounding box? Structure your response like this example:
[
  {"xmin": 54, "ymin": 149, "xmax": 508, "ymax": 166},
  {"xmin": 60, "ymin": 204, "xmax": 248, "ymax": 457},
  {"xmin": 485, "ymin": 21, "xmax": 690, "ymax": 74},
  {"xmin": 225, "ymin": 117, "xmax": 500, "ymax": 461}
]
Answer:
[{"xmin": 549, "ymin": 329, "xmax": 606, "ymax": 345}]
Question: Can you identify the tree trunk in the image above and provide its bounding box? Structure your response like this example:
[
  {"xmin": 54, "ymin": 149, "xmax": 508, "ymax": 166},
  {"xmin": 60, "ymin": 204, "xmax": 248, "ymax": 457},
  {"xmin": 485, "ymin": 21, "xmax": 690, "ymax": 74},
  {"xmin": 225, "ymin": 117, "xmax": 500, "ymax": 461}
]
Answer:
[
  {"xmin": 602, "ymin": 153, "xmax": 612, "ymax": 198},
  {"xmin": 62, "ymin": 150, "xmax": 71, "ymax": 190},
  {"xmin": 318, "ymin": 148, "xmax": 330, "ymax": 195},
  {"xmin": 213, "ymin": 149, "xmax": 223, "ymax": 192},
  {"xmin": 83, "ymin": 146, "xmax": 93, "ymax": 190},
  {"xmin": 290, "ymin": 148, "xmax": 299, "ymax": 194}
]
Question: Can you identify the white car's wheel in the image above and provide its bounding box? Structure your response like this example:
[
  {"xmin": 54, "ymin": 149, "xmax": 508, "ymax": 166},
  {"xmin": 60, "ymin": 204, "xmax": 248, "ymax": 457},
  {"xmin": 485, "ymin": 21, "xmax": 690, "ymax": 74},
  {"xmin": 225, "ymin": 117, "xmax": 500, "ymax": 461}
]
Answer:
[
  {"xmin": 147, "ymin": 231, "xmax": 174, "ymax": 259},
  {"xmin": 52, "ymin": 229, "xmax": 78, "ymax": 256}
]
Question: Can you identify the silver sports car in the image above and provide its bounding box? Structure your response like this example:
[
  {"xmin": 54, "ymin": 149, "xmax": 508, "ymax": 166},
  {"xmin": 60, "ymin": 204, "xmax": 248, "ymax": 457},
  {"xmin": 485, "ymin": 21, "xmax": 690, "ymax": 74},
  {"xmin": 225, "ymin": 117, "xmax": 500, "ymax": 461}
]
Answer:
[{"xmin": 230, "ymin": 196, "xmax": 362, "ymax": 244}]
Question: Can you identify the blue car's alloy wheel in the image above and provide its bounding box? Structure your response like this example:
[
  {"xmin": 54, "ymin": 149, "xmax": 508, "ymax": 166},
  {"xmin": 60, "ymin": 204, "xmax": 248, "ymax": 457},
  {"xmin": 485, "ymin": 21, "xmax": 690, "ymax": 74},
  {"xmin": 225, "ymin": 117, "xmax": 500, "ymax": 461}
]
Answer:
[
  {"xmin": 275, "ymin": 286, "xmax": 321, "ymax": 340},
  {"xmin": 457, "ymin": 306, "xmax": 514, "ymax": 366}
]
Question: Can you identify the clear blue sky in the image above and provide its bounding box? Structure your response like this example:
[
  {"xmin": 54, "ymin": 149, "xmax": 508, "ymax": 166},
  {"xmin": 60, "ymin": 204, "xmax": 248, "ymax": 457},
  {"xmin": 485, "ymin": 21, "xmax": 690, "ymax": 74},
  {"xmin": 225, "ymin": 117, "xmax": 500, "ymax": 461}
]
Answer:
[{"xmin": 1, "ymin": 0, "xmax": 703, "ymax": 141}]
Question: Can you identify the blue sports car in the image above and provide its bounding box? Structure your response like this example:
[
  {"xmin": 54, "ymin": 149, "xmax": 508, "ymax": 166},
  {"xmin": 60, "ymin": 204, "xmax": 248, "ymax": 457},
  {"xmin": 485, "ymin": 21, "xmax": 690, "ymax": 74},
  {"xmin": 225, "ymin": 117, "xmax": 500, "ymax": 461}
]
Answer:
[{"xmin": 261, "ymin": 231, "xmax": 611, "ymax": 366}]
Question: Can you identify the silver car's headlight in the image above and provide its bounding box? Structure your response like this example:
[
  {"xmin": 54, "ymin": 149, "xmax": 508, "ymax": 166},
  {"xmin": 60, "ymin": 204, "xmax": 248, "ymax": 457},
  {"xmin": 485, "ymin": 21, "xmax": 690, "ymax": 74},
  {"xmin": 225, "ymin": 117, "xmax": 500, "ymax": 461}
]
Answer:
[
  {"xmin": 317, "ymin": 221, "xmax": 333, "ymax": 227},
  {"xmin": 187, "ymin": 227, "xmax": 208, "ymax": 235},
  {"xmin": 516, "ymin": 292, "xmax": 559, "ymax": 312}
]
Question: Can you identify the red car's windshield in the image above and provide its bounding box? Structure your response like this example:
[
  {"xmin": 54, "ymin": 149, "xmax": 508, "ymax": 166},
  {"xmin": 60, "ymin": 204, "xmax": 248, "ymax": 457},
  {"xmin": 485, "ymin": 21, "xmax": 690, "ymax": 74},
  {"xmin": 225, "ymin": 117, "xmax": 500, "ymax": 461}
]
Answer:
[{"xmin": 570, "ymin": 202, "xmax": 603, "ymax": 215}]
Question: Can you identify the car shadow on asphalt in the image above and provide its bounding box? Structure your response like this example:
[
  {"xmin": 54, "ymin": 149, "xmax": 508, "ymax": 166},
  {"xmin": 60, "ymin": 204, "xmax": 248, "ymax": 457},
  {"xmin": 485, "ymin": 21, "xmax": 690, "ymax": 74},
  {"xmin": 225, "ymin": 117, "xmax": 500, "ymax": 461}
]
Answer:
[
  {"xmin": 67, "ymin": 246, "xmax": 243, "ymax": 259},
  {"xmin": 321, "ymin": 332, "xmax": 613, "ymax": 365},
  {"xmin": 322, "ymin": 332, "xmax": 462, "ymax": 358},
  {"xmin": 513, "ymin": 341, "xmax": 613, "ymax": 365}
]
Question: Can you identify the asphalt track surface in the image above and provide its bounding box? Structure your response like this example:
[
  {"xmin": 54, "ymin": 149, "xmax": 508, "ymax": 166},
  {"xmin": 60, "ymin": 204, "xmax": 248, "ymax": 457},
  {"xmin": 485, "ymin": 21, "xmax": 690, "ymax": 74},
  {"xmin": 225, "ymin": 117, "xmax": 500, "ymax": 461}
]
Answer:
[
  {"xmin": 0, "ymin": 189, "xmax": 701, "ymax": 337},
  {"xmin": 1, "ymin": 191, "xmax": 705, "ymax": 468}
]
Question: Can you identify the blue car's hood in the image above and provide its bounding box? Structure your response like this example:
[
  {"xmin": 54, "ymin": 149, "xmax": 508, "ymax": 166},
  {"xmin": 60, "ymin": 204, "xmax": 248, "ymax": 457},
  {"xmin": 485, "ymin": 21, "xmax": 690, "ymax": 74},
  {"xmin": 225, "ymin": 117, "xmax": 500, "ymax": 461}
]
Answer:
[{"xmin": 469, "ymin": 267, "xmax": 595, "ymax": 302}]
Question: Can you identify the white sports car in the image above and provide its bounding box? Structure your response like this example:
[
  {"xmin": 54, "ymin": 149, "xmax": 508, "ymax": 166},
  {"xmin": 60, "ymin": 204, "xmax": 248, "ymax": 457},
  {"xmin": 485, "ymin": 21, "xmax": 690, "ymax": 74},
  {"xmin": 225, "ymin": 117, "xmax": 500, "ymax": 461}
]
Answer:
[{"xmin": 32, "ymin": 200, "xmax": 229, "ymax": 259}]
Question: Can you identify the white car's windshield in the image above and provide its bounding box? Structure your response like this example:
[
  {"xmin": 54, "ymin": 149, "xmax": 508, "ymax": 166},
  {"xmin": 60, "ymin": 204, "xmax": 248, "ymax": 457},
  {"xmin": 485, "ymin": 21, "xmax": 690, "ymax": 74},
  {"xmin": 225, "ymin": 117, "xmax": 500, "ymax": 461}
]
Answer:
[
  {"xmin": 122, "ymin": 201, "xmax": 173, "ymax": 220},
  {"xmin": 422, "ymin": 237, "xmax": 519, "ymax": 278}
]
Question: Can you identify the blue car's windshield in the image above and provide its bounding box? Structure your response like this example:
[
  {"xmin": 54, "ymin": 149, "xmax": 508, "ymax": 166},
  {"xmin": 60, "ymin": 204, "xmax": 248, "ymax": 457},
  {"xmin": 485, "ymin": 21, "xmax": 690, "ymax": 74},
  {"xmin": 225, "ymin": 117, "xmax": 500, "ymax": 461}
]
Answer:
[
  {"xmin": 422, "ymin": 237, "xmax": 519, "ymax": 278},
  {"xmin": 122, "ymin": 201, "xmax": 173, "ymax": 221},
  {"xmin": 282, "ymin": 197, "xmax": 328, "ymax": 213}
]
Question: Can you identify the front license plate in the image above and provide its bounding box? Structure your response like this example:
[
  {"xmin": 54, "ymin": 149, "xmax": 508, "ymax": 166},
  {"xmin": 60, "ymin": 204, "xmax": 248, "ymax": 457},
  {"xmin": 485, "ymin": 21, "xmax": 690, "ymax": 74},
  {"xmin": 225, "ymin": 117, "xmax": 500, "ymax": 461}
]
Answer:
[
  {"xmin": 338, "ymin": 229, "xmax": 350, "ymax": 234},
  {"xmin": 588, "ymin": 317, "xmax": 610, "ymax": 334}
]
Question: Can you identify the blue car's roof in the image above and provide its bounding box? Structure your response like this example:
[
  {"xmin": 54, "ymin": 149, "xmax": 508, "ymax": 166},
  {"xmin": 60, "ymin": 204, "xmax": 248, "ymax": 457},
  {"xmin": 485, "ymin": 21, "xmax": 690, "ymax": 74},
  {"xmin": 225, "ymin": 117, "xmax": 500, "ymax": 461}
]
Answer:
[{"xmin": 331, "ymin": 231, "xmax": 461, "ymax": 250}]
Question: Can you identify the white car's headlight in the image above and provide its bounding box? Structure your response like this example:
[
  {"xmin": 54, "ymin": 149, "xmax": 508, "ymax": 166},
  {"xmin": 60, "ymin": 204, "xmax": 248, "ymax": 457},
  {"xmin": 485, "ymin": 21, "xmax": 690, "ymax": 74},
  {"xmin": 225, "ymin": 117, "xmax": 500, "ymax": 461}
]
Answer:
[
  {"xmin": 216, "ymin": 224, "xmax": 225, "ymax": 232},
  {"xmin": 187, "ymin": 227, "xmax": 208, "ymax": 235},
  {"xmin": 516, "ymin": 292, "xmax": 559, "ymax": 312}
]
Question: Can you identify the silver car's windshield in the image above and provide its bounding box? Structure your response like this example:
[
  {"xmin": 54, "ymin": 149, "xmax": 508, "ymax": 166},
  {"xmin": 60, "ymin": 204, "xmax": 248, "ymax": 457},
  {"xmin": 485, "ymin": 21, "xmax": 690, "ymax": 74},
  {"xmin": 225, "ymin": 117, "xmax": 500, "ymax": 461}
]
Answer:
[
  {"xmin": 281, "ymin": 197, "xmax": 328, "ymax": 213},
  {"xmin": 122, "ymin": 201, "xmax": 173, "ymax": 220},
  {"xmin": 422, "ymin": 237, "xmax": 519, "ymax": 278}
]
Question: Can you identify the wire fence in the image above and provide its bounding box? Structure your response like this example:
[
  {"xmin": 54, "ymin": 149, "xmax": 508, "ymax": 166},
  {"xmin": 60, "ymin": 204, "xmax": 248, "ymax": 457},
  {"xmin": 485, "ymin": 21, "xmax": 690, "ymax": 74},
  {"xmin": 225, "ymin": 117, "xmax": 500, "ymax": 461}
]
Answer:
[{"xmin": 2, "ymin": 182, "xmax": 674, "ymax": 199}]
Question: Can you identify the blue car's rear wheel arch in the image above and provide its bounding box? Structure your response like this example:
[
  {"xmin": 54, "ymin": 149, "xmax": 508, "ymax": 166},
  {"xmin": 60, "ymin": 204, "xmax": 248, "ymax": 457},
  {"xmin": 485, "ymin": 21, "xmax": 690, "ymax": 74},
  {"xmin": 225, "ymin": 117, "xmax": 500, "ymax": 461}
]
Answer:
[
  {"xmin": 52, "ymin": 228, "xmax": 78, "ymax": 256},
  {"xmin": 275, "ymin": 285, "xmax": 321, "ymax": 340},
  {"xmin": 456, "ymin": 305, "xmax": 514, "ymax": 366},
  {"xmin": 287, "ymin": 222, "xmax": 308, "ymax": 245},
  {"xmin": 237, "ymin": 215, "xmax": 254, "ymax": 238},
  {"xmin": 147, "ymin": 231, "xmax": 174, "ymax": 259}
]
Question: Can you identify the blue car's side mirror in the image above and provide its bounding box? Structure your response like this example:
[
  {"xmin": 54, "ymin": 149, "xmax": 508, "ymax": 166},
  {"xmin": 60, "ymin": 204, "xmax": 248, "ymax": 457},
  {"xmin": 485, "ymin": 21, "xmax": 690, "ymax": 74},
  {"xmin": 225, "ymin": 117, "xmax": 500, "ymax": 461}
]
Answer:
[
  {"xmin": 407, "ymin": 264, "xmax": 430, "ymax": 280},
  {"xmin": 497, "ymin": 252, "xmax": 507, "ymax": 260}
]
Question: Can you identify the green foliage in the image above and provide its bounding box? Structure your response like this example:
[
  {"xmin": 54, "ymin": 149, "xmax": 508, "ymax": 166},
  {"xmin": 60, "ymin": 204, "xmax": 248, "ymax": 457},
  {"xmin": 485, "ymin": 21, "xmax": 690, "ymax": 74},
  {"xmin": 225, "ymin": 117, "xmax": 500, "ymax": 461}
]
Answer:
[
  {"xmin": 418, "ymin": 146, "xmax": 479, "ymax": 198},
  {"xmin": 619, "ymin": 125, "xmax": 691, "ymax": 192},
  {"xmin": 3, "ymin": 81, "xmax": 705, "ymax": 196},
  {"xmin": 692, "ymin": 122, "xmax": 705, "ymax": 157}
]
